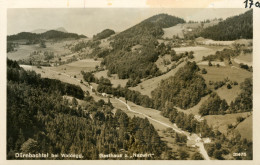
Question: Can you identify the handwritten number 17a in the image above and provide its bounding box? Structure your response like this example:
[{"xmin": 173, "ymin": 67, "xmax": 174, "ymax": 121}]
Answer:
[{"xmin": 244, "ymin": 0, "xmax": 260, "ymax": 8}]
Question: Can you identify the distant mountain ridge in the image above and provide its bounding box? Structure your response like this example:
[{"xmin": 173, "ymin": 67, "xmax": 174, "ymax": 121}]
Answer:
[
  {"xmin": 142, "ymin": 13, "xmax": 186, "ymax": 29},
  {"xmin": 7, "ymin": 30, "xmax": 86, "ymax": 42},
  {"xmin": 31, "ymin": 27, "xmax": 68, "ymax": 34}
]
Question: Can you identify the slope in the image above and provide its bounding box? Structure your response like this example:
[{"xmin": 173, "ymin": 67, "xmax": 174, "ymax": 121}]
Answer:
[
  {"xmin": 200, "ymin": 10, "xmax": 252, "ymax": 40},
  {"xmin": 103, "ymin": 14, "xmax": 185, "ymax": 80}
]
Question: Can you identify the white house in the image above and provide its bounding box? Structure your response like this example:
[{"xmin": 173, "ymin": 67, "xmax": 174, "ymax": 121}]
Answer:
[{"xmin": 202, "ymin": 138, "xmax": 211, "ymax": 144}]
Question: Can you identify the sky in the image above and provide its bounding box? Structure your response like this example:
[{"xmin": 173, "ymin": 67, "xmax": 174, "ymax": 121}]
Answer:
[{"xmin": 7, "ymin": 8, "xmax": 249, "ymax": 37}]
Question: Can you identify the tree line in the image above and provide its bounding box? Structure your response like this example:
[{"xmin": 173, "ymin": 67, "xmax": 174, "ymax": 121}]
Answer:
[
  {"xmin": 7, "ymin": 30, "xmax": 86, "ymax": 44},
  {"xmin": 200, "ymin": 10, "xmax": 252, "ymax": 40},
  {"xmin": 7, "ymin": 59, "xmax": 167, "ymax": 160},
  {"xmin": 151, "ymin": 61, "xmax": 209, "ymax": 110}
]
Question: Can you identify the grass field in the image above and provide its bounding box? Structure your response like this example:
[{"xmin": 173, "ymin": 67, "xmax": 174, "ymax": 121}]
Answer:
[
  {"xmin": 94, "ymin": 70, "xmax": 128, "ymax": 88},
  {"xmin": 51, "ymin": 59, "xmax": 101, "ymax": 80},
  {"xmin": 197, "ymin": 61, "xmax": 225, "ymax": 66},
  {"xmin": 21, "ymin": 58, "xmax": 101, "ymax": 88},
  {"xmin": 174, "ymin": 46, "xmax": 225, "ymax": 62},
  {"xmin": 162, "ymin": 21, "xmax": 219, "ymax": 39},
  {"xmin": 130, "ymin": 61, "xmax": 186, "ymax": 97},
  {"xmin": 215, "ymin": 85, "xmax": 240, "ymax": 104},
  {"xmin": 131, "ymin": 45, "xmax": 226, "ymax": 97},
  {"xmin": 235, "ymin": 115, "xmax": 252, "ymax": 140},
  {"xmin": 199, "ymin": 65, "xmax": 252, "ymax": 104},
  {"xmin": 234, "ymin": 53, "xmax": 252, "ymax": 66},
  {"xmin": 163, "ymin": 24, "xmax": 185, "ymax": 38},
  {"xmin": 204, "ymin": 112, "xmax": 251, "ymax": 135},
  {"xmin": 155, "ymin": 54, "xmax": 173, "ymax": 72},
  {"xmin": 7, "ymin": 40, "xmax": 74, "ymax": 60},
  {"xmin": 175, "ymin": 95, "xmax": 210, "ymax": 116},
  {"xmin": 200, "ymin": 65, "xmax": 252, "ymax": 84}
]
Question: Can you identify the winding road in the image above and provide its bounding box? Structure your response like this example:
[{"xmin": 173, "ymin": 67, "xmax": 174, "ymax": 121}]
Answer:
[
  {"xmin": 116, "ymin": 98, "xmax": 210, "ymax": 160},
  {"xmin": 22, "ymin": 65, "xmax": 210, "ymax": 160}
]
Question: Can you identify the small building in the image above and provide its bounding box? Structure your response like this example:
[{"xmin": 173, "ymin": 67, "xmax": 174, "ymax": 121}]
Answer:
[
  {"xmin": 194, "ymin": 115, "xmax": 204, "ymax": 122},
  {"xmin": 202, "ymin": 138, "xmax": 211, "ymax": 144},
  {"xmin": 187, "ymin": 140, "xmax": 196, "ymax": 147},
  {"xmin": 188, "ymin": 133, "xmax": 201, "ymax": 143}
]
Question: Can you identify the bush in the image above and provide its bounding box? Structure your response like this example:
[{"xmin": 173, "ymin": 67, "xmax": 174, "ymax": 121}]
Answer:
[
  {"xmin": 227, "ymin": 84, "xmax": 232, "ymax": 89},
  {"xmin": 201, "ymin": 68, "xmax": 207, "ymax": 74},
  {"xmin": 236, "ymin": 116, "xmax": 245, "ymax": 123}
]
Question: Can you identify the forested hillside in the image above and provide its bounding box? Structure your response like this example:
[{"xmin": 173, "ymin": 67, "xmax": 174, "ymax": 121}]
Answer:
[
  {"xmin": 200, "ymin": 10, "xmax": 252, "ymax": 40},
  {"xmin": 7, "ymin": 59, "xmax": 166, "ymax": 160},
  {"xmin": 104, "ymin": 14, "xmax": 185, "ymax": 80},
  {"xmin": 7, "ymin": 30, "xmax": 86, "ymax": 43},
  {"xmin": 143, "ymin": 14, "xmax": 186, "ymax": 29},
  {"xmin": 151, "ymin": 62, "xmax": 209, "ymax": 110},
  {"xmin": 230, "ymin": 77, "xmax": 252, "ymax": 113},
  {"xmin": 93, "ymin": 29, "xmax": 115, "ymax": 40}
]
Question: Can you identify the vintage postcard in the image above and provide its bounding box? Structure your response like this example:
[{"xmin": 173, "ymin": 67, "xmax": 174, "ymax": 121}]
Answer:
[{"xmin": 0, "ymin": 0, "xmax": 259, "ymax": 165}]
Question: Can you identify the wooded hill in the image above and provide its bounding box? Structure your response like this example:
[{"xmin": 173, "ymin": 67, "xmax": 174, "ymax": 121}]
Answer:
[
  {"xmin": 103, "ymin": 14, "xmax": 185, "ymax": 80},
  {"xmin": 7, "ymin": 59, "xmax": 166, "ymax": 160},
  {"xmin": 200, "ymin": 10, "xmax": 253, "ymax": 40},
  {"xmin": 7, "ymin": 30, "xmax": 86, "ymax": 43},
  {"xmin": 93, "ymin": 29, "xmax": 115, "ymax": 40},
  {"xmin": 151, "ymin": 62, "xmax": 209, "ymax": 110}
]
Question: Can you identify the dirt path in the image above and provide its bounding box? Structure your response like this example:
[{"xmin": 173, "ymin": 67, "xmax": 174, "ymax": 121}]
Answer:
[{"xmin": 115, "ymin": 98, "xmax": 210, "ymax": 160}]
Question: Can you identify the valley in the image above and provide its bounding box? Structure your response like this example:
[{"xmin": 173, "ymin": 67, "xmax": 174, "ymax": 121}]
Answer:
[{"xmin": 7, "ymin": 9, "xmax": 253, "ymax": 160}]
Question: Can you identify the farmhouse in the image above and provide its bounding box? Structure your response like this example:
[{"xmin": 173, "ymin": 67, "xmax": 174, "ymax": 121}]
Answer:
[
  {"xmin": 194, "ymin": 115, "xmax": 204, "ymax": 122},
  {"xmin": 202, "ymin": 138, "xmax": 211, "ymax": 143},
  {"xmin": 187, "ymin": 140, "xmax": 196, "ymax": 147},
  {"xmin": 187, "ymin": 134, "xmax": 202, "ymax": 147}
]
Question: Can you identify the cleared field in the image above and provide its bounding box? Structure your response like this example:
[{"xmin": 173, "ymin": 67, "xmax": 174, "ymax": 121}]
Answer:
[
  {"xmin": 155, "ymin": 55, "xmax": 173, "ymax": 72},
  {"xmin": 51, "ymin": 59, "xmax": 101, "ymax": 80},
  {"xmin": 21, "ymin": 59, "xmax": 101, "ymax": 89},
  {"xmin": 195, "ymin": 37, "xmax": 235, "ymax": 46},
  {"xmin": 131, "ymin": 46, "xmax": 226, "ymax": 97},
  {"xmin": 174, "ymin": 46, "xmax": 225, "ymax": 62},
  {"xmin": 162, "ymin": 21, "xmax": 219, "ymax": 39},
  {"xmin": 200, "ymin": 66, "xmax": 252, "ymax": 104},
  {"xmin": 234, "ymin": 53, "xmax": 252, "ymax": 66},
  {"xmin": 204, "ymin": 112, "xmax": 251, "ymax": 135},
  {"xmin": 200, "ymin": 65, "xmax": 252, "ymax": 84},
  {"xmin": 235, "ymin": 115, "xmax": 252, "ymax": 140},
  {"xmin": 203, "ymin": 40, "xmax": 234, "ymax": 46},
  {"xmin": 197, "ymin": 61, "xmax": 225, "ymax": 66},
  {"xmin": 8, "ymin": 45, "xmax": 34, "ymax": 60},
  {"xmin": 7, "ymin": 40, "xmax": 74, "ymax": 60},
  {"xmin": 215, "ymin": 85, "xmax": 240, "ymax": 104},
  {"xmin": 19, "ymin": 64, "xmax": 33, "ymax": 70},
  {"xmin": 163, "ymin": 24, "xmax": 185, "ymax": 38},
  {"xmin": 94, "ymin": 70, "xmax": 128, "ymax": 88},
  {"xmin": 234, "ymin": 39, "xmax": 253, "ymax": 46},
  {"xmin": 130, "ymin": 62, "xmax": 186, "ymax": 97},
  {"xmin": 175, "ymin": 95, "xmax": 210, "ymax": 116}
]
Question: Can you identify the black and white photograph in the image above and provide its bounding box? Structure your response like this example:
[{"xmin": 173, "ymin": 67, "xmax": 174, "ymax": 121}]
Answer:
[{"xmin": 2, "ymin": 4, "xmax": 256, "ymax": 163}]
